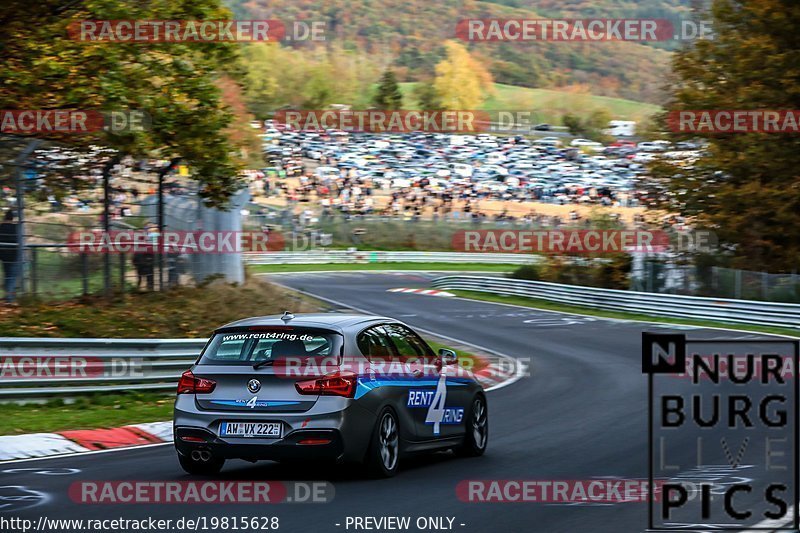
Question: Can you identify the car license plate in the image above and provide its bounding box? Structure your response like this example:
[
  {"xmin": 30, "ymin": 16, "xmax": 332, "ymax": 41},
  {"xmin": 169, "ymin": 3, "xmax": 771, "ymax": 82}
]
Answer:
[{"xmin": 220, "ymin": 421, "xmax": 282, "ymax": 438}]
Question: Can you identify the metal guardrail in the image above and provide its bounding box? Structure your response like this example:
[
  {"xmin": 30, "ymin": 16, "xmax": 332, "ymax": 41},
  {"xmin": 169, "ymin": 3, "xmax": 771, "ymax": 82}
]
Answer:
[
  {"xmin": 431, "ymin": 275, "xmax": 800, "ymax": 329},
  {"xmin": 0, "ymin": 338, "xmax": 206, "ymax": 398},
  {"xmin": 245, "ymin": 250, "xmax": 540, "ymax": 265}
]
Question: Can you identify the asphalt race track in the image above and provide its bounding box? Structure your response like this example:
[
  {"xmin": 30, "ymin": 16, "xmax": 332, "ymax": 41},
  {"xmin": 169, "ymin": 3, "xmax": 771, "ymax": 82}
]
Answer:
[{"xmin": 1, "ymin": 271, "xmax": 795, "ymax": 533}]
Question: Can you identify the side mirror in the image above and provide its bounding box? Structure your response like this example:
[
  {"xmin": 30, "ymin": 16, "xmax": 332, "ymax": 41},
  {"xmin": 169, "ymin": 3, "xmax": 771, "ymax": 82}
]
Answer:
[{"xmin": 438, "ymin": 348, "xmax": 458, "ymax": 366}]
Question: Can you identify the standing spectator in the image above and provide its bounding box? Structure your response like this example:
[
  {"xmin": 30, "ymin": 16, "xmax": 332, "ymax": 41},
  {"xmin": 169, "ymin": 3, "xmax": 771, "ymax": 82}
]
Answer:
[
  {"xmin": 133, "ymin": 250, "xmax": 155, "ymax": 290},
  {"xmin": 0, "ymin": 210, "xmax": 19, "ymax": 303}
]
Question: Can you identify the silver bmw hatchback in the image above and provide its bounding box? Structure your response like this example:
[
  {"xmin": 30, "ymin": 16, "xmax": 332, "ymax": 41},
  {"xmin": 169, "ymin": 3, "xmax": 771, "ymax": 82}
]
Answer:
[{"xmin": 173, "ymin": 312, "xmax": 488, "ymax": 477}]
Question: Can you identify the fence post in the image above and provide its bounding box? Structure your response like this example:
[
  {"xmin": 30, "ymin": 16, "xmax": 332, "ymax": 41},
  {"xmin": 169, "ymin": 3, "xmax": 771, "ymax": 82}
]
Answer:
[
  {"xmin": 81, "ymin": 252, "xmax": 89, "ymax": 296},
  {"xmin": 102, "ymin": 163, "xmax": 111, "ymax": 298},
  {"xmin": 119, "ymin": 253, "xmax": 126, "ymax": 297},
  {"xmin": 30, "ymin": 246, "xmax": 37, "ymax": 296}
]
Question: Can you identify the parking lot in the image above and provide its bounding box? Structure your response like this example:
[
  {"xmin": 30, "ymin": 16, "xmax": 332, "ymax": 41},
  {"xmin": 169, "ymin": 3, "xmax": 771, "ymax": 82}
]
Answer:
[{"xmin": 255, "ymin": 126, "xmax": 703, "ymax": 223}]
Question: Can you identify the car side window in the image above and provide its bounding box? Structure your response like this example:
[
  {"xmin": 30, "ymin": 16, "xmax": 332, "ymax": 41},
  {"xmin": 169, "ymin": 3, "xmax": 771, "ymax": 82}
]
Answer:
[
  {"xmin": 383, "ymin": 323, "xmax": 433, "ymax": 360},
  {"xmin": 356, "ymin": 326, "xmax": 397, "ymax": 362}
]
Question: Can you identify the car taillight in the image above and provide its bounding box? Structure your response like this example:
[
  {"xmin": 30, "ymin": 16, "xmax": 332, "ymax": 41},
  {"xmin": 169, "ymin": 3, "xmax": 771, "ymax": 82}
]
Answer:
[
  {"xmin": 295, "ymin": 370, "xmax": 357, "ymax": 398},
  {"xmin": 177, "ymin": 370, "xmax": 216, "ymax": 394}
]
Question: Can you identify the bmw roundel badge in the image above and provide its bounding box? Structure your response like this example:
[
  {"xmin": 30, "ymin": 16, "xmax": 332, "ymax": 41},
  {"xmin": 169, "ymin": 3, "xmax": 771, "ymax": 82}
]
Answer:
[{"xmin": 247, "ymin": 378, "xmax": 261, "ymax": 393}]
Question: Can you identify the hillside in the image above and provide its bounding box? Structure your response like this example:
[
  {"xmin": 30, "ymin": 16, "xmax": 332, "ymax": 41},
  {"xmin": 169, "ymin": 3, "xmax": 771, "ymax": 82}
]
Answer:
[
  {"xmin": 227, "ymin": 0, "xmax": 695, "ymax": 104},
  {"xmin": 397, "ymin": 82, "xmax": 660, "ymax": 123}
]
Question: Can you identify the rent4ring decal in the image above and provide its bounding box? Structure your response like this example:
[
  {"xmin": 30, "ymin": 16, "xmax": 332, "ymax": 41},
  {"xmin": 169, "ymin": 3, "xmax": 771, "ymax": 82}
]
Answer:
[{"xmin": 407, "ymin": 374, "xmax": 464, "ymax": 435}]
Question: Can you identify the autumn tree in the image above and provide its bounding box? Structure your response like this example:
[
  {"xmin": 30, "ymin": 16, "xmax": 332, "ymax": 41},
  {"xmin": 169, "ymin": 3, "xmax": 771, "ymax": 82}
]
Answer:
[
  {"xmin": 242, "ymin": 44, "xmax": 379, "ymax": 113},
  {"xmin": 433, "ymin": 41, "xmax": 494, "ymax": 110},
  {"xmin": 0, "ymin": 0, "xmax": 243, "ymax": 206},
  {"xmin": 651, "ymin": 0, "xmax": 800, "ymax": 271}
]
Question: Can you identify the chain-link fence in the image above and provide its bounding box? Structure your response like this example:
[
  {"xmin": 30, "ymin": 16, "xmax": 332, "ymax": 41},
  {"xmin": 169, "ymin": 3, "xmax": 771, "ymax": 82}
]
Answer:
[
  {"xmin": 0, "ymin": 242, "xmax": 185, "ymax": 302},
  {"xmin": 0, "ymin": 137, "xmax": 195, "ymax": 301},
  {"xmin": 631, "ymin": 256, "xmax": 800, "ymax": 303},
  {"xmin": 708, "ymin": 266, "xmax": 800, "ymax": 302},
  {"xmin": 240, "ymin": 207, "xmax": 615, "ymax": 252}
]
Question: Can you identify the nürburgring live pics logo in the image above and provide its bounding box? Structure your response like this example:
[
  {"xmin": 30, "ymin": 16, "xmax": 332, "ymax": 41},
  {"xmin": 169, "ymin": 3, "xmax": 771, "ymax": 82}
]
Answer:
[{"xmin": 643, "ymin": 333, "xmax": 799, "ymax": 530}]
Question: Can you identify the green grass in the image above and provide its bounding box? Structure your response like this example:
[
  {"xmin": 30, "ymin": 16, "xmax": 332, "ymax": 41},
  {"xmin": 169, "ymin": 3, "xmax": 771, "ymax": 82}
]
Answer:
[
  {"xmin": 399, "ymin": 82, "xmax": 661, "ymax": 123},
  {"xmin": 451, "ymin": 290, "xmax": 800, "ymax": 339},
  {"xmin": 250, "ymin": 262, "xmax": 519, "ymax": 274},
  {"xmin": 0, "ymin": 392, "xmax": 175, "ymax": 435}
]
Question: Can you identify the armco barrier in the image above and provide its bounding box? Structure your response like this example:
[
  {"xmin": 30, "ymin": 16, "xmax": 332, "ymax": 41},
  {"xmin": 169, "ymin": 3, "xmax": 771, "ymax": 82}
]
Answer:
[
  {"xmin": 431, "ymin": 275, "xmax": 800, "ymax": 329},
  {"xmin": 244, "ymin": 250, "xmax": 540, "ymax": 265},
  {"xmin": 0, "ymin": 335, "xmax": 515, "ymax": 400},
  {"xmin": 0, "ymin": 338, "xmax": 206, "ymax": 398}
]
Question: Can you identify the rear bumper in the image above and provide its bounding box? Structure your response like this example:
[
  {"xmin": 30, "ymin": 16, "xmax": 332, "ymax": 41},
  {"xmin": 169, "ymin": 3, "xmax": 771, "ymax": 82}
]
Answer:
[
  {"xmin": 174, "ymin": 426, "xmax": 346, "ymax": 461},
  {"xmin": 173, "ymin": 399, "xmax": 376, "ymax": 463}
]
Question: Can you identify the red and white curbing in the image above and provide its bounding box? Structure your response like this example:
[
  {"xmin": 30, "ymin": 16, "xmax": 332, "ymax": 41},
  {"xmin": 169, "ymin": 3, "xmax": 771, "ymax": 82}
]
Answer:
[
  {"xmin": 472, "ymin": 360, "xmax": 522, "ymax": 390},
  {"xmin": 387, "ymin": 288, "xmax": 455, "ymax": 297},
  {"xmin": 0, "ymin": 421, "xmax": 173, "ymax": 462}
]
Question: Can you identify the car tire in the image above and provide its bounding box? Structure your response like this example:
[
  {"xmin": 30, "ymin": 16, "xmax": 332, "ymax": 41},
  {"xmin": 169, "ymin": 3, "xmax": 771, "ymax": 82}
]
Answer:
[
  {"xmin": 366, "ymin": 408, "xmax": 400, "ymax": 478},
  {"xmin": 456, "ymin": 394, "xmax": 488, "ymax": 457},
  {"xmin": 178, "ymin": 451, "xmax": 225, "ymax": 475}
]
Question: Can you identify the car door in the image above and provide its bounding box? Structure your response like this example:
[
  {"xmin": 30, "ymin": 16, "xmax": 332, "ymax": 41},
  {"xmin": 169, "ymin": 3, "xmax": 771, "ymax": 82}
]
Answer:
[
  {"xmin": 354, "ymin": 325, "xmax": 418, "ymax": 441},
  {"xmin": 382, "ymin": 323, "xmax": 467, "ymax": 440}
]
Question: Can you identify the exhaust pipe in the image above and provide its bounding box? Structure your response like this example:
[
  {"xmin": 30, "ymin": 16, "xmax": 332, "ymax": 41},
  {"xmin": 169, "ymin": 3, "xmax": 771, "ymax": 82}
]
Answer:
[
  {"xmin": 199, "ymin": 450, "xmax": 212, "ymax": 462},
  {"xmin": 190, "ymin": 450, "xmax": 202, "ymax": 461}
]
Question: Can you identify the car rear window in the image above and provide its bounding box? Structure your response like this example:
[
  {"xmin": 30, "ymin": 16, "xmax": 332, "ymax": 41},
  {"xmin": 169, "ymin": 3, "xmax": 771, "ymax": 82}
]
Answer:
[{"xmin": 199, "ymin": 328, "xmax": 341, "ymax": 365}]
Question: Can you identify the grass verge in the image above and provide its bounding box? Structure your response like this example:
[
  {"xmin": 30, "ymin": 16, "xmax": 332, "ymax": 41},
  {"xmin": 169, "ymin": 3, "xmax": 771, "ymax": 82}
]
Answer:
[
  {"xmin": 451, "ymin": 290, "xmax": 800, "ymax": 338},
  {"xmin": 0, "ymin": 277, "xmax": 319, "ymax": 338},
  {"xmin": 0, "ymin": 392, "xmax": 175, "ymax": 436},
  {"xmin": 250, "ymin": 262, "xmax": 518, "ymax": 274}
]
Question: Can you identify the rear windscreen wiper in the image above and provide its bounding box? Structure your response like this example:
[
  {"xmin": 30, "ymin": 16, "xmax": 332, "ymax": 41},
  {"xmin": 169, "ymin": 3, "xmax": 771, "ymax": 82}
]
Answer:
[{"xmin": 252, "ymin": 359, "xmax": 274, "ymax": 370}]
